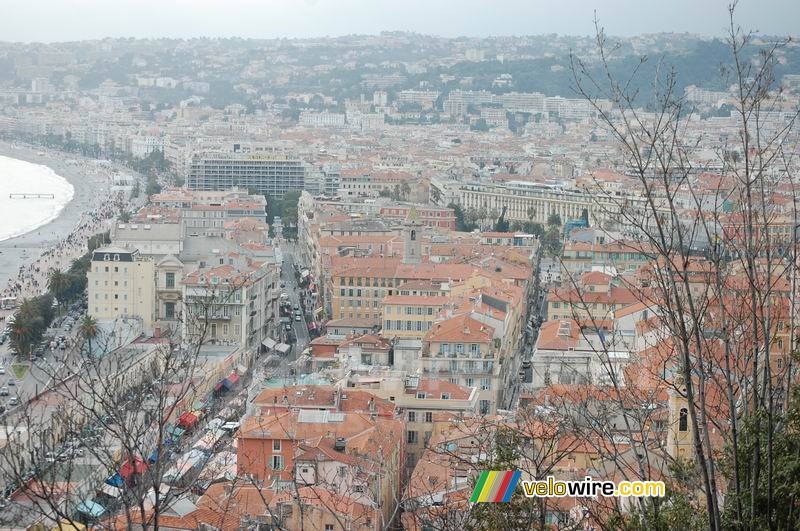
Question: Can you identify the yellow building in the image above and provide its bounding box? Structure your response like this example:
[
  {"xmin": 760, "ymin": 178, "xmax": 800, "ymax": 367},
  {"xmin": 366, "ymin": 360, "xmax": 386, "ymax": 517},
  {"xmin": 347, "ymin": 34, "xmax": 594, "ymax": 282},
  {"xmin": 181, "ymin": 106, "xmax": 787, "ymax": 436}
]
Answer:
[
  {"xmin": 381, "ymin": 295, "xmax": 449, "ymax": 339},
  {"xmin": 87, "ymin": 245, "xmax": 155, "ymax": 331}
]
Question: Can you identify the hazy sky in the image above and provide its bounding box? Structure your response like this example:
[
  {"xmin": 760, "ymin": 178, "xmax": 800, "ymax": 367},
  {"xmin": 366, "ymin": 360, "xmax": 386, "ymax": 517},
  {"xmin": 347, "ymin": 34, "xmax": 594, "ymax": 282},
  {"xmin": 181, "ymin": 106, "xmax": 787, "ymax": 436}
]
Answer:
[{"xmin": 2, "ymin": 0, "xmax": 798, "ymax": 43}]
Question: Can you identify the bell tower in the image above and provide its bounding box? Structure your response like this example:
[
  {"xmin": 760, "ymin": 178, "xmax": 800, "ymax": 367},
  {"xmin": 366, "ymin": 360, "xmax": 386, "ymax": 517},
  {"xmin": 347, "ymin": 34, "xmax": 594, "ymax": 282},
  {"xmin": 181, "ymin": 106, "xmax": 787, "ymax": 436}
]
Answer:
[{"xmin": 403, "ymin": 207, "xmax": 422, "ymax": 264}]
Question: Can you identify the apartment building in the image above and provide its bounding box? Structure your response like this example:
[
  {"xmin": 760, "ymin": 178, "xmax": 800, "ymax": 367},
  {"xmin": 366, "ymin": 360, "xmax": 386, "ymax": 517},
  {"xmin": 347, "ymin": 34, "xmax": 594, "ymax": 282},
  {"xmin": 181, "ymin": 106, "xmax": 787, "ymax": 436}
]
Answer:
[
  {"xmin": 181, "ymin": 255, "xmax": 279, "ymax": 352},
  {"xmin": 87, "ymin": 246, "xmax": 155, "ymax": 331},
  {"xmin": 561, "ymin": 239, "xmax": 652, "ymax": 278},
  {"xmin": 238, "ymin": 386, "xmax": 404, "ymax": 529},
  {"xmin": 188, "ymin": 151, "xmax": 305, "ymax": 200},
  {"xmin": 381, "ymin": 295, "xmax": 449, "ymax": 340},
  {"xmin": 349, "ymin": 374, "xmax": 477, "ymax": 472},
  {"xmin": 457, "ymin": 180, "xmax": 668, "ymax": 235},
  {"xmin": 420, "ymin": 314, "xmax": 500, "ymax": 415},
  {"xmin": 530, "ymin": 319, "xmax": 630, "ymax": 388},
  {"xmin": 378, "ymin": 205, "xmax": 456, "ymax": 230},
  {"xmin": 546, "ymin": 271, "xmax": 638, "ymax": 322}
]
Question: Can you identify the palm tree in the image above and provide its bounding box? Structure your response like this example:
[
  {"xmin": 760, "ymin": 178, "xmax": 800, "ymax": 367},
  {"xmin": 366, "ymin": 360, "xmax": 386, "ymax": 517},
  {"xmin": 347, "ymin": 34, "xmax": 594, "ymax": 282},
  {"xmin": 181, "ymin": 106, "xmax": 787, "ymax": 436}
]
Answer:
[
  {"xmin": 79, "ymin": 315, "xmax": 99, "ymax": 357},
  {"xmin": 47, "ymin": 269, "xmax": 70, "ymax": 308},
  {"xmin": 11, "ymin": 299, "xmax": 44, "ymax": 359}
]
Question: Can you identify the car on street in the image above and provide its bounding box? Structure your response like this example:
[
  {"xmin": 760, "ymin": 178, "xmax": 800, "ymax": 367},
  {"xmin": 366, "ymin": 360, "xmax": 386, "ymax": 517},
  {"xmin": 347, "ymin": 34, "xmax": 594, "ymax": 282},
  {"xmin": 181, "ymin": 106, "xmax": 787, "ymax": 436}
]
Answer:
[
  {"xmin": 7, "ymin": 379, "xmax": 15, "ymax": 387},
  {"xmin": 0, "ymin": 366, "xmax": 5, "ymax": 375},
  {"xmin": 9, "ymin": 397, "xmax": 19, "ymax": 406},
  {"xmin": 0, "ymin": 387, "xmax": 8, "ymax": 396},
  {"xmin": 294, "ymin": 315, "xmax": 302, "ymax": 322}
]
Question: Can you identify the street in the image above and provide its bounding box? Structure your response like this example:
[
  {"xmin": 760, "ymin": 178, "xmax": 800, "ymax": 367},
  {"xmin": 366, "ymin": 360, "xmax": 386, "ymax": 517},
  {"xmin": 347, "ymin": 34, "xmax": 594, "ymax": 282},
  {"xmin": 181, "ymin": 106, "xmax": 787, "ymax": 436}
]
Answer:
[{"xmin": 279, "ymin": 242, "xmax": 310, "ymax": 355}]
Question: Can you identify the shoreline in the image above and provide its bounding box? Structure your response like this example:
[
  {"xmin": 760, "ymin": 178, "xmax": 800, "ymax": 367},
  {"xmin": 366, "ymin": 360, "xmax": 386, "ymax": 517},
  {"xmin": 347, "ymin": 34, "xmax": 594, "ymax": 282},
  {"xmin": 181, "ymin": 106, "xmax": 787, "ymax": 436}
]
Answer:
[
  {"xmin": 0, "ymin": 155, "xmax": 75, "ymax": 243},
  {"xmin": 0, "ymin": 141, "xmax": 130, "ymax": 307}
]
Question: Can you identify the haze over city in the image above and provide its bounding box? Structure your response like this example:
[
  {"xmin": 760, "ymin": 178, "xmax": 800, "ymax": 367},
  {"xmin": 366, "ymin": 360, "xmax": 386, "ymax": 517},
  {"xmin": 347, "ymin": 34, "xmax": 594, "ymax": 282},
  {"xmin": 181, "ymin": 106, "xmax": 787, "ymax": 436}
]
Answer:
[
  {"xmin": 0, "ymin": 1, "xmax": 798, "ymax": 529},
  {"xmin": 2, "ymin": 0, "xmax": 799, "ymax": 41}
]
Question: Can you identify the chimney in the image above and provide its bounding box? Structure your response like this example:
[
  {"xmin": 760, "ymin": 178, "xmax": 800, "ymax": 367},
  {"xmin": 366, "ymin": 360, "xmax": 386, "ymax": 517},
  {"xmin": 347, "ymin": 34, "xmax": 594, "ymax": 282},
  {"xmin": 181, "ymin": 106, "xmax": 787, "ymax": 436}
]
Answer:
[
  {"xmin": 154, "ymin": 327, "xmax": 161, "ymax": 338},
  {"xmin": 273, "ymin": 395, "xmax": 278, "ymax": 405},
  {"xmin": 368, "ymin": 397, "xmax": 375, "ymax": 412},
  {"xmin": 334, "ymin": 387, "xmax": 341, "ymax": 411},
  {"xmin": 282, "ymin": 394, "xmax": 289, "ymax": 405},
  {"xmin": 334, "ymin": 437, "xmax": 346, "ymax": 452}
]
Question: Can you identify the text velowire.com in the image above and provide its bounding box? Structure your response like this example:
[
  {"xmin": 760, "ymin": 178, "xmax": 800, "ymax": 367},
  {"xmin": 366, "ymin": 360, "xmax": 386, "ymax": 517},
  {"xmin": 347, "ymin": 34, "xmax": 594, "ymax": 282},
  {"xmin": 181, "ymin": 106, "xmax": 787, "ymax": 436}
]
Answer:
[{"xmin": 522, "ymin": 476, "xmax": 666, "ymax": 498}]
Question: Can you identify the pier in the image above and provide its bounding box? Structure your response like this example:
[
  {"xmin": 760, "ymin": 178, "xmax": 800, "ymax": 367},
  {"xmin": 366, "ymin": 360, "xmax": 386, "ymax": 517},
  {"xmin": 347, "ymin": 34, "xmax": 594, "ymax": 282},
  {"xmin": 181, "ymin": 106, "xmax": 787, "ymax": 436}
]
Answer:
[{"xmin": 8, "ymin": 193, "xmax": 55, "ymax": 199}]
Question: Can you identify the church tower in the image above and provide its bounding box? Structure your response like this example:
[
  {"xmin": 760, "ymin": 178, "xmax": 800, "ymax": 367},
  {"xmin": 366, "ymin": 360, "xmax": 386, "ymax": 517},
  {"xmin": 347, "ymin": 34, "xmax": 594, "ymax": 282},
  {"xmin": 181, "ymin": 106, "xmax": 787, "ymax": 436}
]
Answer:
[
  {"xmin": 403, "ymin": 207, "xmax": 422, "ymax": 264},
  {"xmin": 666, "ymin": 373, "xmax": 694, "ymax": 461}
]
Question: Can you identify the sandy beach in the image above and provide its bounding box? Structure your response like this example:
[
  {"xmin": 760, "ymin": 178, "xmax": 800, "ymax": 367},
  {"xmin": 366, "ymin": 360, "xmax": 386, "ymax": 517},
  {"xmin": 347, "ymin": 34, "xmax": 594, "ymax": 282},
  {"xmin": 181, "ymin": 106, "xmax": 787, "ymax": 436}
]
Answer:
[{"xmin": 0, "ymin": 141, "xmax": 132, "ymax": 309}]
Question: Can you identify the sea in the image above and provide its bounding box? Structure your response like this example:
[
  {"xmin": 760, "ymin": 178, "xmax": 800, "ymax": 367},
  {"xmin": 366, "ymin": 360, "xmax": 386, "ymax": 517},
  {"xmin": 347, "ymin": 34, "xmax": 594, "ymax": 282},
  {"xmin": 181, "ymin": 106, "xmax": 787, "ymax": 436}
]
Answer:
[{"xmin": 0, "ymin": 155, "xmax": 75, "ymax": 242}]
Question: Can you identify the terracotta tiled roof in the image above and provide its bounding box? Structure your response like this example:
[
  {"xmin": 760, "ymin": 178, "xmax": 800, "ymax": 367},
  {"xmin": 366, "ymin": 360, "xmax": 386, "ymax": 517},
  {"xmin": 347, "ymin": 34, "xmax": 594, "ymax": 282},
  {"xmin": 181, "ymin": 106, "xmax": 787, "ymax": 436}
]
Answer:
[{"xmin": 424, "ymin": 314, "xmax": 494, "ymax": 343}]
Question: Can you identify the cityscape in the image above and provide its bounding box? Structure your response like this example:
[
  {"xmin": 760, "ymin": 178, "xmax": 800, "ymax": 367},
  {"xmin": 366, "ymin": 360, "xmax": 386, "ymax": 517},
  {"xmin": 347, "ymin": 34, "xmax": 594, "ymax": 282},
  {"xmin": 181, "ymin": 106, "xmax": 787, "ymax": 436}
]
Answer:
[{"xmin": 0, "ymin": 1, "xmax": 798, "ymax": 530}]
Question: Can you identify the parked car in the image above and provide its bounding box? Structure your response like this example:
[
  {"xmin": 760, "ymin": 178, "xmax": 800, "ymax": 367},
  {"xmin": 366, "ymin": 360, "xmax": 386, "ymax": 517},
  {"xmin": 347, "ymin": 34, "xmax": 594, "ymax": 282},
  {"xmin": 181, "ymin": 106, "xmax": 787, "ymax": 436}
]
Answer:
[
  {"xmin": 294, "ymin": 315, "xmax": 302, "ymax": 322},
  {"xmin": 0, "ymin": 387, "xmax": 8, "ymax": 396},
  {"xmin": 0, "ymin": 366, "xmax": 5, "ymax": 375},
  {"xmin": 9, "ymin": 397, "xmax": 19, "ymax": 406},
  {"xmin": 7, "ymin": 379, "xmax": 15, "ymax": 387}
]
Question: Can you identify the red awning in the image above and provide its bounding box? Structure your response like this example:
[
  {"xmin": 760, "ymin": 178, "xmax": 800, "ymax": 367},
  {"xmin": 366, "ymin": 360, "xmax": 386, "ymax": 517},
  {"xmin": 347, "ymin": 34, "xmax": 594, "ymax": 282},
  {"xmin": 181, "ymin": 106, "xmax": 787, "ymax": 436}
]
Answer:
[
  {"xmin": 226, "ymin": 371, "xmax": 240, "ymax": 385},
  {"xmin": 178, "ymin": 411, "xmax": 199, "ymax": 429},
  {"xmin": 119, "ymin": 457, "xmax": 148, "ymax": 480}
]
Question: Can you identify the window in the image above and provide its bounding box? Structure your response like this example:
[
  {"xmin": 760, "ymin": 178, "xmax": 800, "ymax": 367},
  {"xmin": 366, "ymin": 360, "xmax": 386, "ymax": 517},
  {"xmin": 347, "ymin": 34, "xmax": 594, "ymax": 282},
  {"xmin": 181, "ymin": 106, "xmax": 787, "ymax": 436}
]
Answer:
[
  {"xmin": 441, "ymin": 393, "xmax": 450, "ymax": 400},
  {"xmin": 407, "ymin": 430, "xmax": 418, "ymax": 444},
  {"xmin": 326, "ymin": 525, "xmax": 334, "ymax": 531},
  {"xmin": 164, "ymin": 302, "xmax": 175, "ymax": 319},
  {"xmin": 416, "ymin": 392, "xmax": 426, "ymax": 399},
  {"xmin": 466, "ymin": 378, "xmax": 474, "ymax": 387},
  {"xmin": 408, "ymin": 411, "xmax": 416, "ymax": 422},
  {"xmin": 480, "ymin": 400, "xmax": 490, "ymax": 415},
  {"xmin": 271, "ymin": 455, "xmax": 284, "ymax": 470},
  {"xmin": 480, "ymin": 378, "xmax": 491, "ymax": 390},
  {"xmin": 679, "ymin": 408, "xmax": 688, "ymax": 432},
  {"xmin": 273, "ymin": 440, "xmax": 281, "ymax": 451},
  {"xmin": 165, "ymin": 272, "xmax": 175, "ymax": 289},
  {"xmin": 354, "ymin": 484, "xmax": 365, "ymax": 493},
  {"xmin": 424, "ymin": 412, "xmax": 433, "ymax": 423},
  {"xmin": 470, "ymin": 343, "xmax": 479, "ymax": 355}
]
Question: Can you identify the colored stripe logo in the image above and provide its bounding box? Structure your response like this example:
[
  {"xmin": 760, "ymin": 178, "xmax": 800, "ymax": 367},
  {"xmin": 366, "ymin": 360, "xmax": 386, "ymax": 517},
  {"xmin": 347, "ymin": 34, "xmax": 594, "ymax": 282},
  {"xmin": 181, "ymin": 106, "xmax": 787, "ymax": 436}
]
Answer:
[{"xmin": 470, "ymin": 471, "xmax": 521, "ymax": 502}]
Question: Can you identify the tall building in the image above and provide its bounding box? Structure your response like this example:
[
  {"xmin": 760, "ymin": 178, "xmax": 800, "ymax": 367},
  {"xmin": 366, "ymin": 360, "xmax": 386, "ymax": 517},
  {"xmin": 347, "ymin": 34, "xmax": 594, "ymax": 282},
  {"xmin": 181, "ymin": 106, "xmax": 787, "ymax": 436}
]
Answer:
[
  {"xmin": 87, "ymin": 246, "xmax": 155, "ymax": 331},
  {"xmin": 187, "ymin": 151, "xmax": 305, "ymax": 200}
]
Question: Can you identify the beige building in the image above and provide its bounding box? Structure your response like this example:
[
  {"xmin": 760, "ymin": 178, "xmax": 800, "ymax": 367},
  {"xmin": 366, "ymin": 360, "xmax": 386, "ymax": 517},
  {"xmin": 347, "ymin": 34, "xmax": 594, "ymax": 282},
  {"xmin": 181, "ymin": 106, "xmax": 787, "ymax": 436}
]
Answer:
[
  {"xmin": 421, "ymin": 314, "xmax": 500, "ymax": 415},
  {"xmin": 87, "ymin": 246, "xmax": 155, "ymax": 331},
  {"xmin": 351, "ymin": 374, "xmax": 477, "ymax": 472},
  {"xmin": 381, "ymin": 295, "xmax": 449, "ymax": 340}
]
